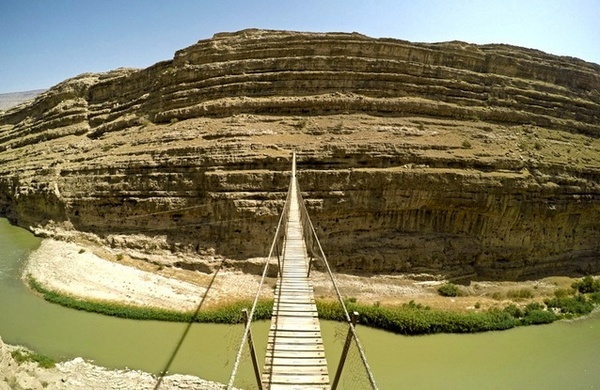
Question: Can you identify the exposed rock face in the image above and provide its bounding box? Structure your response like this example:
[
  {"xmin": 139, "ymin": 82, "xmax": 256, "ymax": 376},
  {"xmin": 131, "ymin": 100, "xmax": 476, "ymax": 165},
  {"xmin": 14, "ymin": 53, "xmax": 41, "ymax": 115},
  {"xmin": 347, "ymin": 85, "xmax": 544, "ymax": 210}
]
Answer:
[{"xmin": 0, "ymin": 29, "xmax": 599, "ymax": 279}]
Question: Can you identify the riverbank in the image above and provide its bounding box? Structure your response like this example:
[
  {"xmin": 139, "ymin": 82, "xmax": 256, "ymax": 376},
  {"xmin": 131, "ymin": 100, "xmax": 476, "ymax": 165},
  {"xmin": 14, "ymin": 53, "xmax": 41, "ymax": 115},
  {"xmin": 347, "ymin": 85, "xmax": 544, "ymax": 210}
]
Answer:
[
  {"xmin": 24, "ymin": 239, "xmax": 273, "ymax": 312},
  {"xmin": 24, "ymin": 238, "xmax": 583, "ymax": 318}
]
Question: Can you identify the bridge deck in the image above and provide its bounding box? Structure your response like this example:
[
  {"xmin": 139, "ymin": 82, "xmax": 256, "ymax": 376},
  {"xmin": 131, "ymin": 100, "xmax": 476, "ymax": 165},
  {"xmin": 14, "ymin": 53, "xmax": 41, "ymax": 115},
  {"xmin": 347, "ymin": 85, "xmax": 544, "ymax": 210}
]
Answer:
[{"xmin": 262, "ymin": 179, "xmax": 330, "ymax": 389}]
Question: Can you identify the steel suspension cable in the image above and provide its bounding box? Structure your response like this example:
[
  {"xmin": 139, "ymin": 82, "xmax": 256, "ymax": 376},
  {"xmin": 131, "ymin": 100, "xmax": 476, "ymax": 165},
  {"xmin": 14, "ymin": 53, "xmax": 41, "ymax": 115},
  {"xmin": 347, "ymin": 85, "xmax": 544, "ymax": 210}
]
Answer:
[
  {"xmin": 295, "ymin": 178, "xmax": 379, "ymax": 390},
  {"xmin": 226, "ymin": 179, "xmax": 293, "ymax": 390}
]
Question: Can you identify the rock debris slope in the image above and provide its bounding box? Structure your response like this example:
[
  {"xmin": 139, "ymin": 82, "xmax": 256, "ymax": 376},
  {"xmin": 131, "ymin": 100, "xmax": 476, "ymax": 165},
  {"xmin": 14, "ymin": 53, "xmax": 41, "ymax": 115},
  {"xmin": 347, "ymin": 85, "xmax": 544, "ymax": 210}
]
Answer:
[{"xmin": 1, "ymin": 29, "xmax": 599, "ymax": 279}]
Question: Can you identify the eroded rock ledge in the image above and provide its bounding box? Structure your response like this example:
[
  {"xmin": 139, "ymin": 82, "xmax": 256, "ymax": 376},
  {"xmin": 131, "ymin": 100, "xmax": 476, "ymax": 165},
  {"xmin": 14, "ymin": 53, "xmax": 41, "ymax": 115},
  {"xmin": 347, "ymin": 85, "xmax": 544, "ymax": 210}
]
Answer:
[{"xmin": 0, "ymin": 29, "xmax": 599, "ymax": 279}]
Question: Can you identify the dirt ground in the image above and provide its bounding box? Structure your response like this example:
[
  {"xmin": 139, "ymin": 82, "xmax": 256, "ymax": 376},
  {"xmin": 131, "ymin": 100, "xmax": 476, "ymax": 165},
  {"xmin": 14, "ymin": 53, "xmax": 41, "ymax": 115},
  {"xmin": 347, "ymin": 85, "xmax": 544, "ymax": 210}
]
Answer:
[{"xmin": 25, "ymin": 238, "xmax": 578, "ymax": 315}]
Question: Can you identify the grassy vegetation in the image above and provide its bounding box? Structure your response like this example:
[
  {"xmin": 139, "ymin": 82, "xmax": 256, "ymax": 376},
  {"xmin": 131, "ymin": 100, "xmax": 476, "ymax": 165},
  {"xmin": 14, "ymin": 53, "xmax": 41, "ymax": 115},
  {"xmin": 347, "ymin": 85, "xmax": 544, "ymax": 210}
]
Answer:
[
  {"xmin": 11, "ymin": 349, "xmax": 55, "ymax": 368},
  {"xmin": 26, "ymin": 275, "xmax": 600, "ymax": 335},
  {"xmin": 27, "ymin": 275, "xmax": 272, "ymax": 323},
  {"xmin": 506, "ymin": 288, "xmax": 535, "ymax": 300},
  {"xmin": 572, "ymin": 275, "xmax": 600, "ymax": 294},
  {"xmin": 317, "ymin": 299, "xmax": 519, "ymax": 335},
  {"xmin": 317, "ymin": 276, "xmax": 600, "ymax": 335},
  {"xmin": 541, "ymin": 275, "xmax": 600, "ymax": 318},
  {"xmin": 316, "ymin": 297, "xmax": 569, "ymax": 335},
  {"xmin": 437, "ymin": 282, "xmax": 462, "ymax": 297}
]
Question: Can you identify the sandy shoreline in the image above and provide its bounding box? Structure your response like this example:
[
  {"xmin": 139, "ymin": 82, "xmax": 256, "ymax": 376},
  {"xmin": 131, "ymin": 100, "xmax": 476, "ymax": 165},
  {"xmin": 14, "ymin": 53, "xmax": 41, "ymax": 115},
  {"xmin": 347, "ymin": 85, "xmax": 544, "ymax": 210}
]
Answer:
[
  {"xmin": 24, "ymin": 239, "xmax": 209, "ymax": 312},
  {"xmin": 23, "ymin": 238, "xmax": 570, "ymax": 315}
]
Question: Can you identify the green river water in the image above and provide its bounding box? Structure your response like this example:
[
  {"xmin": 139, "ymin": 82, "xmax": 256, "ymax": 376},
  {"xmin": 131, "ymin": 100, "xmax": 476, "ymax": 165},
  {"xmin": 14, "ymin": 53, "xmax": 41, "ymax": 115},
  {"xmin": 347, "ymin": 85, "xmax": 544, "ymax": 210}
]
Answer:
[{"xmin": 1, "ymin": 218, "xmax": 599, "ymax": 389}]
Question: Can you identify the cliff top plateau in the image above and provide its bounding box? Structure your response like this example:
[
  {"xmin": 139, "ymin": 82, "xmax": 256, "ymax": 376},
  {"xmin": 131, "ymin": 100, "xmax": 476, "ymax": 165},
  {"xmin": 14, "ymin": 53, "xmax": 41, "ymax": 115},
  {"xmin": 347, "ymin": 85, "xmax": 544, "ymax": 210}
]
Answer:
[{"xmin": 1, "ymin": 29, "xmax": 599, "ymax": 280}]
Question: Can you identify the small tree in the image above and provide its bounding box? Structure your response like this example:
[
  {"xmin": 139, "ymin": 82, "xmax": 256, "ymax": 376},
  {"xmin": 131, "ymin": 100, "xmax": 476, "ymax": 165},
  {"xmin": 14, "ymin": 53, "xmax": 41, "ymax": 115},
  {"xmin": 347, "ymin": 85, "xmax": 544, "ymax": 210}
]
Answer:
[
  {"xmin": 572, "ymin": 275, "xmax": 600, "ymax": 294},
  {"xmin": 438, "ymin": 283, "xmax": 461, "ymax": 297}
]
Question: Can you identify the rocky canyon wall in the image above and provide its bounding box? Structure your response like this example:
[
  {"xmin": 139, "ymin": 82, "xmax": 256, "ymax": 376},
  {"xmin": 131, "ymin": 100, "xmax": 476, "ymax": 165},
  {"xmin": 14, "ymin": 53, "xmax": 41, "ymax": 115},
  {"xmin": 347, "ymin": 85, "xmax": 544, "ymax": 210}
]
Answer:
[{"xmin": 0, "ymin": 29, "xmax": 599, "ymax": 279}]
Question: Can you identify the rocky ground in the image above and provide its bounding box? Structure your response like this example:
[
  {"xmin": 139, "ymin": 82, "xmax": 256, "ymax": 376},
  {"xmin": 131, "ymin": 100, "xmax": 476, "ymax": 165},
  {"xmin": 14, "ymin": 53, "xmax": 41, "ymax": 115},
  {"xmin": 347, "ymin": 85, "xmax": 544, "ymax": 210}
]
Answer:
[{"xmin": 0, "ymin": 338, "xmax": 228, "ymax": 390}]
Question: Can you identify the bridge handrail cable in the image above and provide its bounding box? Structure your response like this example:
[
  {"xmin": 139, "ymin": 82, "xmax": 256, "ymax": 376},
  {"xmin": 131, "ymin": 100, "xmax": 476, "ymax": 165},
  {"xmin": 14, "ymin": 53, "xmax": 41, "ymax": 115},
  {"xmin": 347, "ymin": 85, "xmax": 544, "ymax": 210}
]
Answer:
[
  {"xmin": 226, "ymin": 176, "xmax": 294, "ymax": 390},
  {"xmin": 295, "ymin": 177, "xmax": 379, "ymax": 390}
]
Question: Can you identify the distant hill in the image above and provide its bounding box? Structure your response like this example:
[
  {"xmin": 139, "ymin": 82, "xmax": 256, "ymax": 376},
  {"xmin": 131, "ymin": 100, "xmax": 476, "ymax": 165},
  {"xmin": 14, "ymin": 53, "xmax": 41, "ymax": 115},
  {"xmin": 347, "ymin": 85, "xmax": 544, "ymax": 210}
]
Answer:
[{"xmin": 0, "ymin": 89, "xmax": 46, "ymax": 111}]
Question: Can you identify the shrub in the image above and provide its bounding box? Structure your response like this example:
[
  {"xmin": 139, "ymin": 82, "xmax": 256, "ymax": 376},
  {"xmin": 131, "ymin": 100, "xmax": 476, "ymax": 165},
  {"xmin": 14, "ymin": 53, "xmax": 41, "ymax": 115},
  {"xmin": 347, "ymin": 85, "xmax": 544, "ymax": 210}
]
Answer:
[
  {"xmin": 545, "ymin": 295, "xmax": 594, "ymax": 316},
  {"xmin": 403, "ymin": 300, "xmax": 429, "ymax": 310},
  {"xmin": 317, "ymin": 299, "xmax": 519, "ymax": 335},
  {"xmin": 521, "ymin": 309, "xmax": 556, "ymax": 325},
  {"xmin": 572, "ymin": 276, "xmax": 600, "ymax": 294},
  {"xmin": 554, "ymin": 288, "xmax": 575, "ymax": 298},
  {"xmin": 11, "ymin": 350, "xmax": 55, "ymax": 368},
  {"xmin": 506, "ymin": 288, "xmax": 534, "ymax": 300},
  {"xmin": 490, "ymin": 292, "xmax": 503, "ymax": 300},
  {"xmin": 590, "ymin": 291, "xmax": 600, "ymax": 303},
  {"xmin": 462, "ymin": 140, "xmax": 472, "ymax": 149},
  {"xmin": 503, "ymin": 304, "xmax": 523, "ymax": 318},
  {"xmin": 438, "ymin": 283, "xmax": 461, "ymax": 297},
  {"xmin": 524, "ymin": 302, "xmax": 545, "ymax": 314}
]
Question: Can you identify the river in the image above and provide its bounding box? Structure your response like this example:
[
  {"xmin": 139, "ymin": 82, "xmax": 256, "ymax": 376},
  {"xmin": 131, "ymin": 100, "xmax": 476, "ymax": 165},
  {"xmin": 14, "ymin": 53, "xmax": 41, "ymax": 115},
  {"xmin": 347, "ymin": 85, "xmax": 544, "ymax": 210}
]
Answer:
[{"xmin": 1, "ymin": 218, "xmax": 599, "ymax": 389}]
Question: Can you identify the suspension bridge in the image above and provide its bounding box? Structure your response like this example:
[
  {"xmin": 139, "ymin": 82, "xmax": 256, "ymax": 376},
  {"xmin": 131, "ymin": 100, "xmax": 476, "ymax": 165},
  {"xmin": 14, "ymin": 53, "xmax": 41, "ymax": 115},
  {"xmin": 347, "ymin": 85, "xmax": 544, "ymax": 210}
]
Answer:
[{"xmin": 226, "ymin": 153, "xmax": 378, "ymax": 390}]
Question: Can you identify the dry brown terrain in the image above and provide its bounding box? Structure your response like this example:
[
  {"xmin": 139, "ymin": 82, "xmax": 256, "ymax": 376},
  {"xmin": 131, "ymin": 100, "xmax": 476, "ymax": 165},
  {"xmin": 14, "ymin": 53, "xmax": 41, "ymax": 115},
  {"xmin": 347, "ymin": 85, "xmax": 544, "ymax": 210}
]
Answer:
[{"xmin": 25, "ymin": 238, "xmax": 576, "ymax": 315}]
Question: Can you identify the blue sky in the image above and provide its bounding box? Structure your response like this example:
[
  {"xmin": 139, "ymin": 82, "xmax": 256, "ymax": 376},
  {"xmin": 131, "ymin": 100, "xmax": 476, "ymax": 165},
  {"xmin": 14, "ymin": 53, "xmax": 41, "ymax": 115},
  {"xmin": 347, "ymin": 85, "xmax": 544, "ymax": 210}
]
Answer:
[{"xmin": 1, "ymin": 0, "xmax": 599, "ymax": 93}]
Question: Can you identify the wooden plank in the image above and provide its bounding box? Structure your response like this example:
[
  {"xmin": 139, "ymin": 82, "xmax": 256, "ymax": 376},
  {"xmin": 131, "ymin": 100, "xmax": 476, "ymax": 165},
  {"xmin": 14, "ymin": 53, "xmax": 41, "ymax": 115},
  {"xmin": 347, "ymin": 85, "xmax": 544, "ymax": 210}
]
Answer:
[
  {"xmin": 273, "ymin": 305, "xmax": 317, "ymax": 312},
  {"xmin": 274, "ymin": 306, "xmax": 317, "ymax": 312},
  {"xmin": 263, "ymin": 178, "xmax": 330, "ymax": 389},
  {"xmin": 276, "ymin": 288, "xmax": 314, "ymax": 293},
  {"xmin": 273, "ymin": 312, "xmax": 318, "ymax": 318},
  {"xmin": 275, "ymin": 303, "xmax": 317, "ymax": 310},
  {"xmin": 273, "ymin": 307, "xmax": 317, "ymax": 313},
  {"xmin": 269, "ymin": 385, "xmax": 329, "ymax": 390},
  {"xmin": 265, "ymin": 357, "xmax": 328, "ymax": 366},
  {"xmin": 274, "ymin": 299, "xmax": 314, "ymax": 303},
  {"xmin": 273, "ymin": 318, "xmax": 320, "ymax": 328},
  {"xmin": 267, "ymin": 330, "xmax": 321, "ymax": 338},
  {"xmin": 265, "ymin": 367, "xmax": 328, "ymax": 375},
  {"xmin": 265, "ymin": 351, "xmax": 326, "ymax": 359},
  {"xmin": 269, "ymin": 343, "xmax": 324, "ymax": 352},
  {"xmin": 269, "ymin": 324, "xmax": 320, "ymax": 332},
  {"xmin": 268, "ymin": 374, "xmax": 329, "ymax": 384},
  {"xmin": 268, "ymin": 335, "xmax": 323, "ymax": 343}
]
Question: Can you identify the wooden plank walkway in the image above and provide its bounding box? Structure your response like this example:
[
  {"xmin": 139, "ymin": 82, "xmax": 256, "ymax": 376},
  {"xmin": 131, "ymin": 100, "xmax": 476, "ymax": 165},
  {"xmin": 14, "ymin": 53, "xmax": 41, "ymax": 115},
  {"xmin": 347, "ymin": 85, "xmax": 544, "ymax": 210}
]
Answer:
[{"xmin": 262, "ymin": 177, "xmax": 330, "ymax": 389}]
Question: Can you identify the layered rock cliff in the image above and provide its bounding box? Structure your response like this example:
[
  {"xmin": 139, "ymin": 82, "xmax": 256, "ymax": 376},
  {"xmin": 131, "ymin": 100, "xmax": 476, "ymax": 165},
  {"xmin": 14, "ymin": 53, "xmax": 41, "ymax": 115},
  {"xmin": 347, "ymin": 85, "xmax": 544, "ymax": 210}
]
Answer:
[{"xmin": 1, "ymin": 29, "xmax": 599, "ymax": 279}]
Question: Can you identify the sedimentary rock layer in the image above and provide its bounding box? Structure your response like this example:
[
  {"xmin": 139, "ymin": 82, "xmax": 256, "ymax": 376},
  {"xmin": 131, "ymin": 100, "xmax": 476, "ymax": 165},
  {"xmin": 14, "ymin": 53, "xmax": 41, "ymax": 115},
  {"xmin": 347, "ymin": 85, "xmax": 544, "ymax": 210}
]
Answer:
[{"xmin": 1, "ymin": 29, "xmax": 599, "ymax": 279}]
